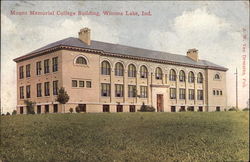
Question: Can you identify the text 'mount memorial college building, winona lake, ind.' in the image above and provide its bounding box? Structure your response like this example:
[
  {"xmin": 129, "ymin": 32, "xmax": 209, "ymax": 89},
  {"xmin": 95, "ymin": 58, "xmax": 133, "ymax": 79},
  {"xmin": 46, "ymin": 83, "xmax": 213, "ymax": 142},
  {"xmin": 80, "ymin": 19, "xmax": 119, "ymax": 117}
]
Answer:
[{"xmin": 14, "ymin": 28, "xmax": 228, "ymax": 114}]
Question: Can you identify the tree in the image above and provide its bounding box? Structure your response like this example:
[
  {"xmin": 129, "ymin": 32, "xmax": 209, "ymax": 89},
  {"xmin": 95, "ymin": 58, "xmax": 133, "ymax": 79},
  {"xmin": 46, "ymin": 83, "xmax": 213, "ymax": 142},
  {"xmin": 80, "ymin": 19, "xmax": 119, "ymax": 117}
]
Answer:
[
  {"xmin": 69, "ymin": 108, "xmax": 73, "ymax": 113},
  {"xmin": 6, "ymin": 112, "xmax": 10, "ymax": 115},
  {"xmin": 12, "ymin": 110, "xmax": 17, "ymax": 115},
  {"xmin": 56, "ymin": 87, "xmax": 70, "ymax": 113},
  {"xmin": 75, "ymin": 106, "xmax": 80, "ymax": 113},
  {"xmin": 138, "ymin": 102, "xmax": 155, "ymax": 112},
  {"xmin": 24, "ymin": 100, "xmax": 36, "ymax": 114}
]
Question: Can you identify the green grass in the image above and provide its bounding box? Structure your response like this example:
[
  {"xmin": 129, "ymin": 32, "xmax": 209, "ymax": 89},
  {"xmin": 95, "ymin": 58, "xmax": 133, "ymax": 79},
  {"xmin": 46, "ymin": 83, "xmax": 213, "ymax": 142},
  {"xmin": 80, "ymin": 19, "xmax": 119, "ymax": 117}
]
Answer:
[{"xmin": 0, "ymin": 112, "xmax": 249, "ymax": 161}]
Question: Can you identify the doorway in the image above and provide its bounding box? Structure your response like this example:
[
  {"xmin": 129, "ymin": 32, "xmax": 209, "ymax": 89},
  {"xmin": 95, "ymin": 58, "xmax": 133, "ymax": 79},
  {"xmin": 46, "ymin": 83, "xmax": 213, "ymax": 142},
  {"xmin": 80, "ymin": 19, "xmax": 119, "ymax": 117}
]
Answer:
[{"xmin": 157, "ymin": 94, "xmax": 164, "ymax": 112}]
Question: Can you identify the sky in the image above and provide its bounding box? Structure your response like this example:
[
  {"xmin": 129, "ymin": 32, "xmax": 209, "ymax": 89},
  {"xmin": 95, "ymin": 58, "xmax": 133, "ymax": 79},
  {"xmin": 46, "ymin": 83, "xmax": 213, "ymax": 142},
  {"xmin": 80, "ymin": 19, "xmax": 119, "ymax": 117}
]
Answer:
[{"xmin": 1, "ymin": 1, "xmax": 249, "ymax": 113}]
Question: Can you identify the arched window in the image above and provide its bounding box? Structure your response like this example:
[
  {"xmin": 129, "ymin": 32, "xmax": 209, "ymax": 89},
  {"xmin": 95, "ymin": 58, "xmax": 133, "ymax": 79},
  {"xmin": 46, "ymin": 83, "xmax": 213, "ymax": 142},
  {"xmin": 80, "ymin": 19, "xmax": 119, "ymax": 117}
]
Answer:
[
  {"xmin": 128, "ymin": 64, "xmax": 136, "ymax": 77},
  {"xmin": 115, "ymin": 62, "xmax": 124, "ymax": 76},
  {"xmin": 188, "ymin": 71, "xmax": 195, "ymax": 83},
  {"xmin": 155, "ymin": 67, "xmax": 163, "ymax": 80},
  {"xmin": 140, "ymin": 65, "xmax": 148, "ymax": 78},
  {"xmin": 215, "ymin": 74, "xmax": 220, "ymax": 80},
  {"xmin": 169, "ymin": 69, "xmax": 176, "ymax": 81},
  {"xmin": 197, "ymin": 72, "xmax": 203, "ymax": 83},
  {"xmin": 76, "ymin": 56, "xmax": 87, "ymax": 64},
  {"xmin": 101, "ymin": 61, "xmax": 111, "ymax": 75},
  {"xmin": 179, "ymin": 70, "xmax": 185, "ymax": 82}
]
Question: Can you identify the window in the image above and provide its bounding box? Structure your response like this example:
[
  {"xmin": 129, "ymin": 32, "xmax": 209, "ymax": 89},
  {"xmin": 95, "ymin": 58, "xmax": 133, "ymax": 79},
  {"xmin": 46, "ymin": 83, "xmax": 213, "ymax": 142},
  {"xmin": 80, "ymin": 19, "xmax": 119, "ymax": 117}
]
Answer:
[
  {"xmin": 220, "ymin": 91, "xmax": 223, "ymax": 95},
  {"xmin": 44, "ymin": 59, "xmax": 50, "ymax": 74},
  {"xmin": 45, "ymin": 105, "xmax": 49, "ymax": 113},
  {"xmin": 198, "ymin": 106, "xmax": 203, "ymax": 112},
  {"xmin": 115, "ymin": 62, "xmax": 124, "ymax": 76},
  {"xmin": 117, "ymin": 105, "xmax": 123, "ymax": 112},
  {"xmin": 169, "ymin": 69, "xmax": 176, "ymax": 81},
  {"xmin": 188, "ymin": 71, "xmax": 195, "ymax": 83},
  {"xmin": 213, "ymin": 90, "xmax": 216, "ymax": 95},
  {"xmin": 140, "ymin": 65, "xmax": 148, "ymax": 78},
  {"xmin": 19, "ymin": 66, "xmax": 24, "ymax": 79},
  {"xmin": 44, "ymin": 82, "xmax": 50, "ymax": 96},
  {"xmin": 171, "ymin": 106, "xmax": 176, "ymax": 112},
  {"xmin": 26, "ymin": 85, "xmax": 31, "ymax": 98},
  {"xmin": 179, "ymin": 70, "xmax": 185, "ymax": 82},
  {"xmin": 37, "ymin": 105, "xmax": 41, "ymax": 114},
  {"xmin": 53, "ymin": 80, "xmax": 58, "ymax": 95},
  {"xmin": 216, "ymin": 106, "xmax": 220, "ymax": 111},
  {"xmin": 101, "ymin": 61, "xmax": 111, "ymax": 75},
  {"xmin": 26, "ymin": 64, "xmax": 31, "ymax": 77},
  {"xmin": 79, "ymin": 81, "xmax": 84, "ymax": 87},
  {"xmin": 155, "ymin": 67, "xmax": 163, "ymax": 80},
  {"xmin": 101, "ymin": 83, "xmax": 111, "ymax": 97},
  {"xmin": 103, "ymin": 105, "xmax": 110, "ymax": 112},
  {"xmin": 86, "ymin": 81, "xmax": 91, "ymax": 88},
  {"xmin": 216, "ymin": 90, "xmax": 219, "ymax": 95},
  {"xmin": 128, "ymin": 64, "xmax": 136, "ymax": 77},
  {"xmin": 128, "ymin": 85, "xmax": 136, "ymax": 97},
  {"xmin": 53, "ymin": 104, "xmax": 58, "ymax": 113},
  {"xmin": 180, "ymin": 106, "xmax": 186, "ymax": 112},
  {"xmin": 115, "ymin": 84, "xmax": 124, "ymax": 97},
  {"xmin": 78, "ymin": 104, "xmax": 86, "ymax": 112},
  {"xmin": 179, "ymin": 88, "xmax": 185, "ymax": 99},
  {"xmin": 20, "ymin": 107, "xmax": 23, "ymax": 114},
  {"xmin": 129, "ymin": 105, "xmax": 136, "ymax": 112},
  {"xmin": 72, "ymin": 80, "xmax": 77, "ymax": 87},
  {"xmin": 197, "ymin": 72, "xmax": 203, "ymax": 83},
  {"xmin": 140, "ymin": 86, "xmax": 148, "ymax": 98},
  {"xmin": 197, "ymin": 90, "xmax": 203, "ymax": 100},
  {"xmin": 76, "ymin": 56, "xmax": 87, "ymax": 64},
  {"xmin": 187, "ymin": 106, "xmax": 194, "ymax": 111},
  {"xmin": 36, "ymin": 61, "xmax": 42, "ymax": 75},
  {"xmin": 20, "ymin": 86, "xmax": 24, "ymax": 99},
  {"xmin": 37, "ymin": 83, "xmax": 42, "ymax": 97},
  {"xmin": 170, "ymin": 88, "xmax": 176, "ymax": 99},
  {"xmin": 52, "ymin": 57, "xmax": 58, "ymax": 72},
  {"xmin": 188, "ymin": 89, "xmax": 195, "ymax": 100},
  {"xmin": 215, "ymin": 74, "xmax": 220, "ymax": 80}
]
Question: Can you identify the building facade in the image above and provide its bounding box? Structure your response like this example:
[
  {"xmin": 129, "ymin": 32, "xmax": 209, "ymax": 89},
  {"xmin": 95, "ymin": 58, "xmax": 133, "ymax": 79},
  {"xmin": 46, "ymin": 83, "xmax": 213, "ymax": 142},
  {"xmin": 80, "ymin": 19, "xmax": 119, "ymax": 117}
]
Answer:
[{"xmin": 14, "ymin": 28, "xmax": 228, "ymax": 114}]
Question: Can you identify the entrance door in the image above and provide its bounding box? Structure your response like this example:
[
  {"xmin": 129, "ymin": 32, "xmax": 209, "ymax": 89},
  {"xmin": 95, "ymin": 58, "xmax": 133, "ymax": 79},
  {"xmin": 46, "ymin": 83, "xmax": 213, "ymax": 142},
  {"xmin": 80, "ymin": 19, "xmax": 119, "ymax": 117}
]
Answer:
[{"xmin": 157, "ymin": 94, "xmax": 164, "ymax": 112}]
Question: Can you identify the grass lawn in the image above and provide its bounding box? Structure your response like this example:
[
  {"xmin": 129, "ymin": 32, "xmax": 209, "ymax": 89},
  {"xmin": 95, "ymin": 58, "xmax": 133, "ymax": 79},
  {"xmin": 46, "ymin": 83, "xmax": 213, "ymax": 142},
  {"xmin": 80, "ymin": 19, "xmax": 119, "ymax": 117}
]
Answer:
[{"xmin": 0, "ymin": 112, "xmax": 249, "ymax": 161}]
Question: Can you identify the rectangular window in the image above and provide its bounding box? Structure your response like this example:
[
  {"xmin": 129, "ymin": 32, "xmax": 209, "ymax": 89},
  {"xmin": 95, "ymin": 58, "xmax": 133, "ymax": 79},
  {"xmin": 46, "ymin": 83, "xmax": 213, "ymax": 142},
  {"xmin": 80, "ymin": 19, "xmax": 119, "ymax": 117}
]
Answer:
[
  {"xmin": 26, "ymin": 85, "xmax": 31, "ymax": 98},
  {"xmin": 197, "ymin": 90, "xmax": 204, "ymax": 100},
  {"xmin": 103, "ymin": 105, "xmax": 110, "ymax": 112},
  {"xmin": 198, "ymin": 106, "xmax": 203, "ymax": 112},
  {"xmin": 129, "ymin": 105, "xmax": 136, "ymax": 112},
  {"xmin": 115, "ymin": 84, "xmax": 124, "ymax": 97},
  {"xmin": 20, "ymin": 107, "xmax": 23, "ymax": 114},
  {"xmin": 37, "ymin": 83, "xmax": 42, "ymax": 97},
  {"xmin": 44, "ymin": 59, "xmax": 50, "ymax": 74},
  {"xmin": 20, "ymin": 86, "xmax": 24, "ymax": 99},
  {"xmin": 86, "ymin": 81, "xmax": 91, "ymax": 88},
  {"xmin": 179, "ymin": 88, "xmax": 186, "ymax": 99},
  {"xmin": 45, "ymin": 105, "xmax": 49, "ymax": 113},
  {"xmin": 37, "ymin": 105, "xmax": 41, "ymax": 114},
  {"xmin": 52, "ymin": 57, "xmax": 58, "ymax": 72},
  {"xmin": 220, "ymin": 91, "xmax": 223, "ymax": 95},
  {"xmin": 216, "ymin": 106, "xmax": 220, "ymax": 112},
  {"xmin": 53, "ymin": 80, "xmax": 58, "ymax": 95},
  {"xmin": 19, "ymin": 66, "xmax": 24, "ymax": 79},
  {"xmin": 140, "ymin": 86, "xmax": 148, "ymax": 98},
  {"xmin": 117, "ymin": 105, "xmax": 123, "ymax": 112},
  {"xmin": 36, "ymin": 61, "xmax": 42, "ymax": 75},
  {"xmin": 79, "ymin": 81, "xmax": 84, "ymax": 87},
  {"xmin": 128, "ymin": 85, "xmax": 136, "ymax": 97},
  {"xmin": 78, "ymin": 104, "xmax": 86, "ymax": 112},
  {"xmin": 72, "ymin": 80, "xmax": 77, "ymax": 87},
  {"xmin": 171, "ymin": 106, "xmax": 176, "ymax": 112},
  {"xmin": 170, "ymin": 88, "xmax": 176, "ymax": 99},
  {"xmin": 101, "ymin": 83, "xmax": 111, "ymax": 97},
  {"xmin": 180, "ymin": 106, "xmax": 186, "ymax": 112},
  {"xmin": 26, "ymin": 64, "xmax": 31, "ymax": 77},
  {"xmin": 44, "ymin": 82, "xmax": 50, "ymax": 96},
  {"xmin": 213, "ymin": 90, "xmax": 216, "ymax": 95},
  {"xmin": 53, "ymin": 104, "xmax": 58, "ymax": 113},
  {"xmin": 188, "ymin": 89, "xmax": 195, "ymax": 100}
]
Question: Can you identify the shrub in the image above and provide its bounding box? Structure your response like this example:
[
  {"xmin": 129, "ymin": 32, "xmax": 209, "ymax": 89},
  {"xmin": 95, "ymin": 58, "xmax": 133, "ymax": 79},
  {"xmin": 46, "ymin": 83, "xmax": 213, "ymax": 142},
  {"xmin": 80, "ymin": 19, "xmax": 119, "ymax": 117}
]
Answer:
[
  {"xmin": 139, "ymin": 103, "xmax": 155, "ymax": 112},
  {"xmin": 228, "ymin": 107, "xmax": 238, "ymax": 111},
  {"xmin": 12, "ymin": 110, "xmax": 17, "ymax": 115},
  {"xmin": 1, "ymin": 114, "xmax": 5, "ymax": 116},
  {"xmin": 75, "ymin": 106, "xmax": 80, "ymax": 113},
  {"xmin": 242, "ymin": 108, "xmax": 249, "ymax": 111},
  {"xmin": 24, "ymin": 100, "xmax": 36, "ymax": 114},
  {"xmin": 187, "ymin": 107, "xmax": 194, "ymax": 112},
  {"xmin": 179, "ymin": 108, "xmax": 186, "ymax": 112},
  {"xmin": 6, "ymin": 112, "xmax": 10, "ymax": 115},
  {"xmin": 69, "ymin": 108, "xmax": 73, "ymax": 113}
]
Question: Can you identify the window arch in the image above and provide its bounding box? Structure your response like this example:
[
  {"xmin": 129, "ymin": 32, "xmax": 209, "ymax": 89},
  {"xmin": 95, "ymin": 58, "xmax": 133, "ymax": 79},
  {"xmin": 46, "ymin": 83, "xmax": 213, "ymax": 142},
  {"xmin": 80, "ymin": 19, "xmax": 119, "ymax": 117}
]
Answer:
[
  {"xmin": 128, "ymin": 64, "xmax": 136, "ymax": 77},
  {"xmin": 169, "ymin": 69, "xmax": 176, "ymax": 81},
  {"xmin": 179, "ymin": 70, "xmax": 185, "ymax": 82},
  {"xmin": 197, "ymin": 72, "xmax": 203, "ymax": 83},
  {"xmin": 215, "ymin": 74, "xmax": 220, "ymax": 80},
  {"xmin": 115, "ymin": 62, "xmax": 124, "ymax": 76},
  {"xmin": 101, "ymin": 61, "xmax": 111, "ymax": 75},
  {"xmin": 76, "ymin": 56, "xmax": 87, "ymax": 65},
  {"xmin": 155, "ymin": 67, "xmax": 163, "ymax": 80},
  {"xmin": 188, "ymin": 71, "xmax": 195, "ymax": 83},
  {"xmin": 140, "ymin": 65, "xmax": 148, "ymax": 78}
]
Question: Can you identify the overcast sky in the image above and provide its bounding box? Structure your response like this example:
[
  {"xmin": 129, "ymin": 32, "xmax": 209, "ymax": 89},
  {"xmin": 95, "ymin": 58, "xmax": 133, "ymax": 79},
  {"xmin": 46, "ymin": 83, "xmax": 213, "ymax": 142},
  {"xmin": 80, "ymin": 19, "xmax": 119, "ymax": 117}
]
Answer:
[{"xmin": 1, "ymin": 1, "xmax": 249, "ymax": 113}]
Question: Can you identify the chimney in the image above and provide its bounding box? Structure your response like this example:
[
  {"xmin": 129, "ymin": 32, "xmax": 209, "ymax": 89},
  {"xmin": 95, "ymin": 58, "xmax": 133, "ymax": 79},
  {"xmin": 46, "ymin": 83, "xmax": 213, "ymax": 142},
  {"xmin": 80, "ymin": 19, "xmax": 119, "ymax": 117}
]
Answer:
[
  {"xmin": 187, "ymin": 48, "xmax": 199, "ymax": 62},
  {"xmin": 78, "ymin": 27, "xmax": 91, "ymax": 45}
]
